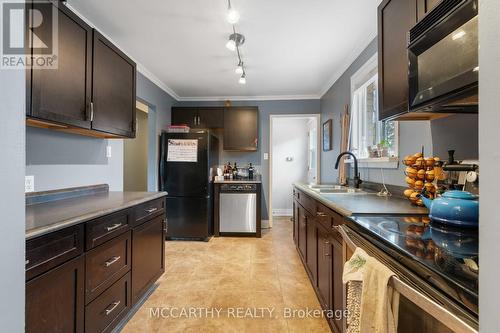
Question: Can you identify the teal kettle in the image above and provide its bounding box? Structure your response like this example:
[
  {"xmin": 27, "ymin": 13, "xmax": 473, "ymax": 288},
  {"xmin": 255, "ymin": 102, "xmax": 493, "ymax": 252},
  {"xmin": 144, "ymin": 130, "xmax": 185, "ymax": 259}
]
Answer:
[{"xmin": 419, "ymin": 191, "xmax": 479, "ymax": 228}]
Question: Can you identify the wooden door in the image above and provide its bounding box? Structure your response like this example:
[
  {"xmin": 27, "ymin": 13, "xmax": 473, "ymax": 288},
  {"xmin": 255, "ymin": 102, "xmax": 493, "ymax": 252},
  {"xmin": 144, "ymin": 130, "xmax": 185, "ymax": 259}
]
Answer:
[
  {"xmin": 29, "ymin": 1, "xmax": 92, "ymax": 129},
  {"xmin": 306, "ymin": 213, "xmax": 317, "ymax": 285},
  {"xmin": 198, "ymin": 107, "xmax": 224, "ymax": 128},
  {"xmin": 378, "ymin": 0, "xmax": 417, "ymax": 120},
  {"xmin": 131, "ymin": 216, "xmax": 165, "ymax": 303},
  {"xmin": 92, "ymin": 30, "xmax": 136, "ymax": 138},
  {"xmin": 298, "ymin": 206, "xmax": 307, "ymax": 260},
  {"xmin": 317, "ymin": 225, "xmax": 332, "ymax": 310},
  {"xmin": 332, "ymin": 232, "xmax": 345, "ymax": 333},
  {"xmin": 223, "ymin": 107, "xmax": 258, "ymax": 151},
  {"xmin": 171, "ymin": 107, "xmax": 198, "ymax": 127},
  {"xmin": 26, "ymin": 255, "xmax": 85, "ymax": 333}
]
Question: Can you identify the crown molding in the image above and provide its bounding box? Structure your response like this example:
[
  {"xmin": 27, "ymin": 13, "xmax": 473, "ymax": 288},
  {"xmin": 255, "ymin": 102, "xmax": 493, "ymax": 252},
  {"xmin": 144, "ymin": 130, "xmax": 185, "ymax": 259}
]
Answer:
[
  {"xmin": 318, "ymin": 31, "xmax": 377, "ymax": 98},
  {"xmin": 64, "ymin": 2, "xmax": 181, "ymax": 101},
  {"xmin": 177, "ymin": 94, "xmax": 321, "ymax": 102}
]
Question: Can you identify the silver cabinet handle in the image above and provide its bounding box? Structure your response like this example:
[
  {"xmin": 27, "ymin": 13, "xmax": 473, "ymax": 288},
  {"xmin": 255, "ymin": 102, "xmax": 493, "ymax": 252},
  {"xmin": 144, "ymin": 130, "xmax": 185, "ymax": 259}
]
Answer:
[
  {"xmin": 25, "ymin": 259, "xmax": 30, "ymax": 265},
  {"xmin": 90, "ymin": 102, "xmax": 94, "ymax": 122},
  {"xmin": 104, "ymin": 256, "xmax": 121, "ymax": 267},
  {"xmin": 317, "ymin": 212, "xmax": 327, "ymax": 217},
  {"xmin": 145, "ymin": 207, "xmax": 158, "ymax": 213},
  {"xmin": 105, "ymin": 223, "xmax": 122, "ymax": 232},
  {"xmin": 105, "ymin": 301, "xmax": 121, "ymax": 316},
  {"xmin": 323, "ymin": 241, "xmax": 330, "ymax": 257}
]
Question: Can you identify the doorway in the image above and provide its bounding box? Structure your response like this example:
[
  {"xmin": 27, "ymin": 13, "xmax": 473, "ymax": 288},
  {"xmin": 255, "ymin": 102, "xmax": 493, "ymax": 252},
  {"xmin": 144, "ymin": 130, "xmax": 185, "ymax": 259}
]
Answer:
[
  {"xmin": 123, "ymin": 101, "xmax": 149, "ymax": 191},
  {"xmin": 269, "ymin": 114, "xmax": 320, "ymax": 224}
]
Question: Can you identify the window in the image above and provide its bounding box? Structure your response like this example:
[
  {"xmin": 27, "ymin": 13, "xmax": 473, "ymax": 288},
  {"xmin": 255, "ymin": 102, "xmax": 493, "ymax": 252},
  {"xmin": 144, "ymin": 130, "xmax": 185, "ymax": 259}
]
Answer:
[{"xmin": 350, "ymin": 54, "xmax": 398, "ymax": 162}]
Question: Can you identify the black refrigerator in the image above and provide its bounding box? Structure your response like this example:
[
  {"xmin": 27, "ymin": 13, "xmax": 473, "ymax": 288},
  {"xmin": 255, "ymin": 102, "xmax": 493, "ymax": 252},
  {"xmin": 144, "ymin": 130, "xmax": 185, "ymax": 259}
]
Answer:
[{"xmin": 159, "ymin": 130, "xmax": 219, "ymax": 240}]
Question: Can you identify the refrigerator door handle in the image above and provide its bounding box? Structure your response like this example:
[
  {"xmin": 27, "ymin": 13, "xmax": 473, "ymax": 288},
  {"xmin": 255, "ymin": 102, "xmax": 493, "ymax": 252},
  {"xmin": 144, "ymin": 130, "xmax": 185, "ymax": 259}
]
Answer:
[{"xmin": 159, "ymin": 133, "xmax": 166, "ymax": 191}]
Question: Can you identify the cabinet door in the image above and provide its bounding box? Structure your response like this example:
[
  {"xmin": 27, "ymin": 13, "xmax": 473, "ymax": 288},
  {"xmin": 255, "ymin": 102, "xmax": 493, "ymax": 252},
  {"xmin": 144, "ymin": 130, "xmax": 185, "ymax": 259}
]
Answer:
[
  {"xmin": 317, "ymin": 226, "xmax": 332, "ymax": 310},
  {"xmin": 92, "ymin": 30, "xmax": 136, "ymax": 138},
  {"xmin": 378, "ymin": 0, "xmax": 417, "ymax": 121},
  {"xmin": 171, "ymin": 107, "xmax": 198, "ymax": 127},
  {"xmin": 331, "ymin": 232, "xmax": 345, "ymax": 333},
  {"xmin": 198, "ymin": 107, "xmax": 224, "ymax": 128},
  {"xmin": 223, "ymin": 107, "xmax": 259, "ymax": 151},
  {"xmin": 132, "ymin": 215, "xmax": 165, "ymax": 303},
  {"xmin": 29, "ymin": 1, "xmax": 92, "ymax": 128},
  {"xmin": 417, "ymin": 0, "xmax": 441, "ymax": 21},
  {"xmin": 298, "ymin": 206, "xmax": 307, "ymax": 260},
  {"xmin": 26, "ymin": 255, "xmax": 85, "ymax": 333},
  {"xmin": 293, "ymin": 200, "xmax": 299, "ymax": 246},
  {"xmin": 306, "ymin": 213, "xmax": 317, "ymax": 285}
]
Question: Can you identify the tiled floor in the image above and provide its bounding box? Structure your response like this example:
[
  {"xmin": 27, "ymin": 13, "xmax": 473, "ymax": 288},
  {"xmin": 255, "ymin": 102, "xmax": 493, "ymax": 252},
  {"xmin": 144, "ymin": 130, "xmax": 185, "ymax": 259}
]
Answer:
[{"xmin": 121, "ymin": 217, "xmax": 330, "ymax": 333}]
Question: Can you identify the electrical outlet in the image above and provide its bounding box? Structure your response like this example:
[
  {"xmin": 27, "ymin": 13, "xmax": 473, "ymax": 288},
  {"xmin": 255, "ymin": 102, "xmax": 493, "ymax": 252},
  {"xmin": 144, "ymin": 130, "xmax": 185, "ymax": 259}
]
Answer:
[
  {"xmin": 25, "ymin": 175, "xmax": 35, "ymax": 193},
  {"xmin": 106, "ymin": 145, "xmax": 112, "ymax": 158},
  {"xmin": 264, "ymin": 153, "xmax": 269, "ymax": 160}
]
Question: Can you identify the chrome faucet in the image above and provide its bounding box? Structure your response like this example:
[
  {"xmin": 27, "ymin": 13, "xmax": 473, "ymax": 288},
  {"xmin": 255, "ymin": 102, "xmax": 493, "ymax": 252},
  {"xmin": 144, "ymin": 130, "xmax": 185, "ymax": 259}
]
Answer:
[{"xmin": 335, "ymin": 151, "xmax": 362, "ymax": 188}]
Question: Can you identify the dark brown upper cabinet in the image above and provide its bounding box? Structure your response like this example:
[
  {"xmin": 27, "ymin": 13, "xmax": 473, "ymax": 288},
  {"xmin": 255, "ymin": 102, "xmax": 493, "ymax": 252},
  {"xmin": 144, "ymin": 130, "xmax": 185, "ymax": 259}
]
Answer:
[
  {"xmin": 223, "ymin": 107, "xmax": 258, "ymax": 151},
  {"xmin": 91, "ymin": 30, "xmax": 136, "ymax": 138},
  {"xmin": 171, "ymin": 107, "xmax": 224, "ymax": 129},
  {"xmin": 378, "ymin": 0, "xmax": 417, "ymax": 121},
  {"xmin": 26, "ymin": 1, "xmax": 136, "ymax": 138},
  {"xmin": 28, "ymin": 1, "xmax": 92, "ymax": 129}
]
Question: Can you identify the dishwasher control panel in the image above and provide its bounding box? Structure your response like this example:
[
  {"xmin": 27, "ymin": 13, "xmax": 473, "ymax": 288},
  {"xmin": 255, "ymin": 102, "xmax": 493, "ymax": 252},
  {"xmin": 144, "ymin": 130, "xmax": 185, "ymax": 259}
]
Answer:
[{"xmin": 220, "ymin": 184, "xmax": 257, "ymax": 192}]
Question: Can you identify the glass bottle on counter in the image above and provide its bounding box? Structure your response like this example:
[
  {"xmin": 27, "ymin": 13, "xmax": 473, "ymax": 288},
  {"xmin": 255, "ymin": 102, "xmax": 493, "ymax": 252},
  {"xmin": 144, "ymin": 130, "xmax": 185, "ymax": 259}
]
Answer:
[
  {"xmin": 225, "ymin": 162, "xmax": 232, "ymax": 180},
  {"xmin": 248, "ymin": 163, "xmax": 254, "ymax": 180},
  {"xmin": 233, "ymin": 163, "xmax": 238, "ymax": 180}
]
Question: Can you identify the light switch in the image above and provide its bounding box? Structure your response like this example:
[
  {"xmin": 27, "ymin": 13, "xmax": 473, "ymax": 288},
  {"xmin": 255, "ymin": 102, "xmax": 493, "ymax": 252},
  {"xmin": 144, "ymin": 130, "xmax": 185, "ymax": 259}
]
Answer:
[
  {"xmin": 25, "ymin": 175, "xmax": 35, "ymax": 193},
  {"xmin": 106, "ymin": 145, "xmax": 112, "ymax": 158}
]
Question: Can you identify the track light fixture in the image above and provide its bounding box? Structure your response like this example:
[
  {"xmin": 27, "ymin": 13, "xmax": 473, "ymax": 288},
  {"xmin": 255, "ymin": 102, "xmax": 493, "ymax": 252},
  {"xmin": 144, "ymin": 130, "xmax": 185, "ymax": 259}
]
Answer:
[
  {"xmin": 239, "ymin": 72, "xmax": 246, "ymax": 85},
  {"xmin": 235, "ymin": 60, "xmax": 244, "ymax": 74},
  {"xmin": 225, "ymin": 32, "xmax": 245, "ymax": 51},
  {"xmin": 226, "ymin": 0, "xmax": 240, "ymax": 24}
]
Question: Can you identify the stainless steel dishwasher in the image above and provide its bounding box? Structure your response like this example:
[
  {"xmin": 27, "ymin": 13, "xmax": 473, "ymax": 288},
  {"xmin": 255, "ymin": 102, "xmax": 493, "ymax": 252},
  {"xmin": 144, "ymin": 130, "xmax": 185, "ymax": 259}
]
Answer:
[{"xmin": 219, "ymin": 184, "xmax": 257, "ymax": 233}]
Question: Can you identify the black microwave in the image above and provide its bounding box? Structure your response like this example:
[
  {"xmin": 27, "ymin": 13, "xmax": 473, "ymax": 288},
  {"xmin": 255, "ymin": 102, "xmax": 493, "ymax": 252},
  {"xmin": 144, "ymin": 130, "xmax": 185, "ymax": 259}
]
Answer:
[{"xmin": 408, "ymin": 0, "xmax": 478, "ymax": 113}]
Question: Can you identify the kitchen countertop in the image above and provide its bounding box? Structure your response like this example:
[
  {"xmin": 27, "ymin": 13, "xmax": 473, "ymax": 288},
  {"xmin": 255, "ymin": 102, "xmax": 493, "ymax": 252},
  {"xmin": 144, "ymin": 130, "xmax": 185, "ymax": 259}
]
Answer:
[
  {"xmin": 294, "ymin": 182, "xmax": 428, "ymax": 216},
  {"xmin": 214, "ymin": 179, "xmax": 262, "ymax": 184},
  {"xmin": 26, "ymin": 187, "xmax": 167, "ymax": 240}
]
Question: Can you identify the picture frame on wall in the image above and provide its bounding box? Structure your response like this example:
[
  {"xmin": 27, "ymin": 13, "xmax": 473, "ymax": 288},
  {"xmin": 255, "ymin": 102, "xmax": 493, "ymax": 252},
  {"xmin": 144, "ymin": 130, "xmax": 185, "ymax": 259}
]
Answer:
[{"xmin": 323, "ymin": 119, "xmax": 332, "ymax": 151}]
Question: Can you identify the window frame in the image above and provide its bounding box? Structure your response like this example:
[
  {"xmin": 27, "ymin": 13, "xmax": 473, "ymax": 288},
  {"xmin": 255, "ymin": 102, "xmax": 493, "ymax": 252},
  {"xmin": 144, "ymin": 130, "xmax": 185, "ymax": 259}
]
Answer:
[{"xmin": 347, "ymin": 53, "xmax": 399, "ymax": 169}]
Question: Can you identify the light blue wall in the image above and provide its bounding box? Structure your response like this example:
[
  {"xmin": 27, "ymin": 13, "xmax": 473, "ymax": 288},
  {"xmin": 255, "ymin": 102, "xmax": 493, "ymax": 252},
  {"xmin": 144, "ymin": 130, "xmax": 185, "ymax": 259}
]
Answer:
[
  {"xmin": 0, "ymin": 24, "xmax": 26, "ymax": 330},
  {"xmin": 320, "ymin": 37, "xmax": 478, "ymax": 187},
  {"xmin": 25, "ymin": 73, "xmax": 176, "ymax": 192},
  {"xmin": 178, "ymin": 99, "xmax": 321, "ymax": 220}
]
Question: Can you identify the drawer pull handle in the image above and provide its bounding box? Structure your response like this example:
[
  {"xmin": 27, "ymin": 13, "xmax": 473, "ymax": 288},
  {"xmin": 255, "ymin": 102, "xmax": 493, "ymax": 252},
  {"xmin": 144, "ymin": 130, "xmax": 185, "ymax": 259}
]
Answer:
[
  {"xmin": 145, "ymin": 207, "xmax": 158, "ymax": 213},
  {"xmin": 105, "ymin": 223, "xmax": 122, "ymax": 232},
  {"xmin": 25, "ymin": 259, "xmax": 30, "ymax": 265},
  {"xmin": 104, "ymin": 256, "xmax": 121, "ymax": 267},
  {"xmin": 105, "ymin": 301, "xmax": 121, "ymax": 316},
  {"xmin": 316, "ymin": 212, "xmax": 327, "ymax": 217}
]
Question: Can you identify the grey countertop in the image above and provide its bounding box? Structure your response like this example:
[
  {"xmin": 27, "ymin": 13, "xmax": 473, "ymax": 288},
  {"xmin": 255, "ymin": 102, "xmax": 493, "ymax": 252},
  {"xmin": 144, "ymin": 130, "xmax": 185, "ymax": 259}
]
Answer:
[
  {"xmin": 214, "ymin": 179, "xmax": 262, "ymax": 184},
  {"xmin": 294, "ymin": 183, "xmax": 428, "ymax": 216},
  {"xmin": 26, "ymin": 191, "xmax": 167, "ymax": 240}
]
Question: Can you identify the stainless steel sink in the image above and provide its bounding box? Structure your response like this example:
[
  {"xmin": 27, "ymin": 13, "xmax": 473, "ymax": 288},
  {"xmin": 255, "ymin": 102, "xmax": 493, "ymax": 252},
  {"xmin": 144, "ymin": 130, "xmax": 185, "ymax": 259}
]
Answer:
[{"xmin": 307, "ymin": 184, "xmax": 367, "ymax": 195}]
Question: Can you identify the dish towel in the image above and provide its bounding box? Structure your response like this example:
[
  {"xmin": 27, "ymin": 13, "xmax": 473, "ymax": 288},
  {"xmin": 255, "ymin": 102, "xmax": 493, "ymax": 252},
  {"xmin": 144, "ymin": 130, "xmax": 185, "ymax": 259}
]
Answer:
[{"xmin": 343, "ymin": 248, "xmax": 400, "ymax": 333}]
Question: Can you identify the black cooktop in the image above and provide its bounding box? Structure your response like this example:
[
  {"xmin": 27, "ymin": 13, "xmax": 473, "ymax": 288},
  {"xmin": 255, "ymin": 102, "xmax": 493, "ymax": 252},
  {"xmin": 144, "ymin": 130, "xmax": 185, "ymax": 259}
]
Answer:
[{"xmin": 348, "ymin": 215, "xmax": 478, "ymax": 315}]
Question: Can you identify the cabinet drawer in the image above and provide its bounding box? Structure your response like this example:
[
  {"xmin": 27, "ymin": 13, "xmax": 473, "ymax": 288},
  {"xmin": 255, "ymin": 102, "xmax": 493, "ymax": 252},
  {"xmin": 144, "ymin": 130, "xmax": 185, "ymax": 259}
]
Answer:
[
  {"xmin": 26, "ymin": 224, "xmax": 84, "ymax": 281},
  {"xmin": 86, "ymin": 210, "xmax": 131, "ymax": 249},
  {"xmin": 299, "ymin": 192, "xmax": 316, "ymax": 215},
  {"xmin": 132, "ymin": 198, "xmax": 165, "ymax": 227},
  {"xmin": 85, "ymin": 231, "xmax": 131, "ymax": 304},
  {"xmin": 315, "ymin": 203, "xmax": 333, "ymax": 230},
  {"xmin": 85, "ymin": 272, "xmax": 131, "ymax": 333}
]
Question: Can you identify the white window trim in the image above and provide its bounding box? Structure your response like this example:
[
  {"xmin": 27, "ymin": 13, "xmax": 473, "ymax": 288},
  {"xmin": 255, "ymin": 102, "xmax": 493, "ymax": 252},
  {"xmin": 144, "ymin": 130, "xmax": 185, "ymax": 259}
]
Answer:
[{"xmin": 348, "ymin": 52, "xmax": 399, "ymax": 169}]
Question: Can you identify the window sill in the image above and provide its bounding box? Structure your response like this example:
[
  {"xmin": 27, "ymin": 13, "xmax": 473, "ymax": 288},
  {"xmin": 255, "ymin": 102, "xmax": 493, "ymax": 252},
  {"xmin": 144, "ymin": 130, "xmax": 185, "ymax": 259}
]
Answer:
[{"xmin": 344, "ymin": 157, "xmax": 399, "ymax": 169}]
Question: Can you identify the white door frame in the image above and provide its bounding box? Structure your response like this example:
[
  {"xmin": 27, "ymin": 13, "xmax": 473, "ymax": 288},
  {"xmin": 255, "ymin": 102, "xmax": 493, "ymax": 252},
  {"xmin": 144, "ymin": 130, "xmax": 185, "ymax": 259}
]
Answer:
[{"xmin": 268, "ymin": 114, "xmax": 321, "ymax": 227}]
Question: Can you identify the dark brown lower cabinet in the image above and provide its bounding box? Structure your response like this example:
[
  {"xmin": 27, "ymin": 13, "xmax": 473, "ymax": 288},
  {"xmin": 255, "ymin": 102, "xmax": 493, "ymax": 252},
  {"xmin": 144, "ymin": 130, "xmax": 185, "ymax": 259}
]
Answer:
[
  {"xmin": 298, "ymin": 207, "xmax": 307, "ymax": 260},
  {"xmin": 331, "ymin": 230, "xmax": 345, "ymax": 333},
  {"xmin": 26, "ymin": 255, "xmax": 85, "ymax": 333},
  {"xmin": 293, "ymin": 201, "xmax": 299, "ymax": 245},
  {"xmin": 85, "ymin": 272, "xmax": 131, "ymax": 333},
  {"xmin": 317, "ymin": 225, "xmax": 332, "ymax": 310},
  {"xmin": 306, "ymin": 214, "xmax": 317, "ymax": 285},
  {"xmin": 131, "ymin": 215, "xmax": 165, "ymax": 303}
]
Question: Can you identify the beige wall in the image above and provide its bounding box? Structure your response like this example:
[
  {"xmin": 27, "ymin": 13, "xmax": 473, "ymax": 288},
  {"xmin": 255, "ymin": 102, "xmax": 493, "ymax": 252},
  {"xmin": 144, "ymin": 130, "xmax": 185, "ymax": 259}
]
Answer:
[{"xmin": 124, "ymin": 110, "xmax": 148, "ymax": 191}]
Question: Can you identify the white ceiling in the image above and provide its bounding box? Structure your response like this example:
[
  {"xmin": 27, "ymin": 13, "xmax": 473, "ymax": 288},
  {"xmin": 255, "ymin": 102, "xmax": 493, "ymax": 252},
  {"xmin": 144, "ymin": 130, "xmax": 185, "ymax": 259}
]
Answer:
[{"xmin": 68, "ymin": 0, "xmax": 379, "ymax": 101}]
